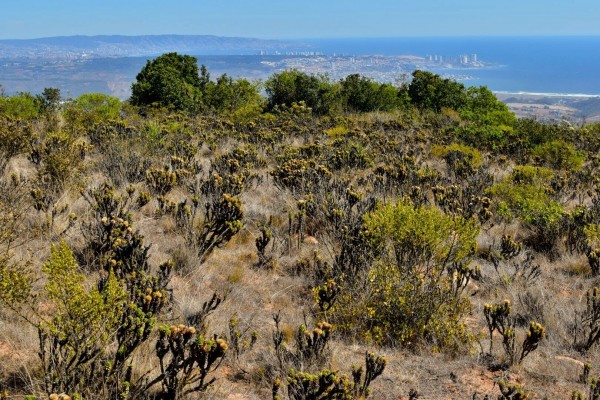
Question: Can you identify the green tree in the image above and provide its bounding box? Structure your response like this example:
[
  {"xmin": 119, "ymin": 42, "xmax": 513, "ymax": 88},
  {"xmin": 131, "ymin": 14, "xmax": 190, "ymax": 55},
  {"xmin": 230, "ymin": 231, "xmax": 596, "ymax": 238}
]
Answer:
[
  {"xmin": 204, "ymin": 73, "xmax": 263, "ymax": 118},
  {"xmin": 38, "ymin": 87, "xmax": 62, "ymax": 114},
  {"xmin": 340, "ymin": 74, "xmax": 400, "ymax": 112},
  {"xmin": 408, "ymin": 70, "xmax": 467, "ymax": 112},
  {"xmin": 457, "ymin": 86, "xmax": 517, "ymax": 150},
  {"xmin": 131, "ymin": 52, "xmax": 204, "ymax": 112},
  {"xmin": 265, "ymin": 70, "xmax": 340, "ymax": 115}
]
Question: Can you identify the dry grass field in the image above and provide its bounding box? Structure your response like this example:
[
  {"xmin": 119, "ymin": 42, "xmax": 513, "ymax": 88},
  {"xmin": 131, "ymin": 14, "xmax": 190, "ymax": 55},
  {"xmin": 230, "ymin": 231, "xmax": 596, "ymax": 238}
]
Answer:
[{"xmin": 2, "ymin": 67, "xmax": 600, "ymax": 399}]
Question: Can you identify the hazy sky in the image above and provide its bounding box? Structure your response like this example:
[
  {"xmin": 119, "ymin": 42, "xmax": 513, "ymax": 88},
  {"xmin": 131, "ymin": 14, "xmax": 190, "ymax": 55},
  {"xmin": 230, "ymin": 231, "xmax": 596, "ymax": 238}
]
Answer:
[{"xmin": 2, "ymin": 0, "xmax": 600, "ymax": 39}]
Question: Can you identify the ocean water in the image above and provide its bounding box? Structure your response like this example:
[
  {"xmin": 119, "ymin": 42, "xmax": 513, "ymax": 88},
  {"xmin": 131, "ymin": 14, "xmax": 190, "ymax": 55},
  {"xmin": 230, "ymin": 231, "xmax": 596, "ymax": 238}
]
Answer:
[
  {"xmin": 302, "ymin": 36, "xmax": 600, "ymax": 95},
  {"xmin": 3, "ymin": 36, "xmax": 599, "ymax": 98}
]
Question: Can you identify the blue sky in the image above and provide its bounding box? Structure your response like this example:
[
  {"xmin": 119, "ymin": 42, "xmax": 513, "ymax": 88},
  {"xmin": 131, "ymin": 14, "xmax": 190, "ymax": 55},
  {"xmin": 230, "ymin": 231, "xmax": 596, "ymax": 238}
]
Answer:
[{"xmin": 2, "ymin": 0, "xmax": 600, "ymax": 39}]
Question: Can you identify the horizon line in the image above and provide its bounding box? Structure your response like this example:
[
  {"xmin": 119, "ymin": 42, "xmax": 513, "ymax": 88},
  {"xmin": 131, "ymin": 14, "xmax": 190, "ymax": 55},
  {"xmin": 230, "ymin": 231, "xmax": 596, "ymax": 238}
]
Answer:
[{"xmin": 2, "ymin": 33, "xmax": 600, "ymax": 41}]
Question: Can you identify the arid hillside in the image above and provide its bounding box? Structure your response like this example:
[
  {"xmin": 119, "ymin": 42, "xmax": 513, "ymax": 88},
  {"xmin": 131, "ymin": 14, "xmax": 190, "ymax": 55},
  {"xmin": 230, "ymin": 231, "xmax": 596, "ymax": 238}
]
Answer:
[{"xmin": 2, "ymin": 61, "xmax": 600, "ymax": 399}]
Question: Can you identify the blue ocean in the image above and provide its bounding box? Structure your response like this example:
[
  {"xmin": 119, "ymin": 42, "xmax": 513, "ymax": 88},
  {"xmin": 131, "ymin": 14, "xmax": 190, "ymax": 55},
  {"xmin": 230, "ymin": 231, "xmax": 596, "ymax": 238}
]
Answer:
[
  {"xmin": 303, "ymin": 36, "xmax": 600, "ymax": 95},
  {"xmin": 2, "ymin": 36, "xmax": 600, "ymax": 98}
]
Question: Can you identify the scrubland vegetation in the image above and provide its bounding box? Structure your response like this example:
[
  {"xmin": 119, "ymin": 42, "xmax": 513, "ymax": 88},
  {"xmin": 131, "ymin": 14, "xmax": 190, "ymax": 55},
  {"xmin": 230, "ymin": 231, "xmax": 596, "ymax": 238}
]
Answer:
[{"xmin": 2, "ymin": 53, "xmax": 600, "ymax": 399}]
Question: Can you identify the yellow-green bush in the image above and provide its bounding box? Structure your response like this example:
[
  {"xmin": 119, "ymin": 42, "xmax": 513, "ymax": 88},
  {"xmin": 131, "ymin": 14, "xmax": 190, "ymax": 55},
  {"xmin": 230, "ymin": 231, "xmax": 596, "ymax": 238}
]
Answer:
[
  {"xmin": 431, "ymin": 143, "xmax": 483, "ymax": 178},
  {"xmin": 531, "ymin": 140, "xmax": 584, "ymax": 171},
  {"xmin": 489, "ymin": 166, "xmax": 564, "ymax": 250},
  {"xmin": 332, "ymin": 200, "xmax": 478, "ymax": 351}
]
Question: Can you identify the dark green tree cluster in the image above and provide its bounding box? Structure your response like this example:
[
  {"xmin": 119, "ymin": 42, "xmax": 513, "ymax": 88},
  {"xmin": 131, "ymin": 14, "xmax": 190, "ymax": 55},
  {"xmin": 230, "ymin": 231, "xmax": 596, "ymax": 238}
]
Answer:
[
  {"xmin": 131, "ymin": 52, "xmax": 205, "ymax": 112},
  {"xmin": 130, "ymin": 52, "xmax": 262, "ymax": 117}
]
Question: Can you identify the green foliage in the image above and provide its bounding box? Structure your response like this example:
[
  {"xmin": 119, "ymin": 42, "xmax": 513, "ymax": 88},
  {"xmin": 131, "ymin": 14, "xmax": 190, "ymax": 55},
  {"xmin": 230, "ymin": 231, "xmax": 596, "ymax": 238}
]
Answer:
[
  {"xmin": 131, "ymin": 52, "xmax": 204, "ymax": 112},
  {"xmin": 64, "ymin": 93, "xmax": 121, "ymax": 131},
  {"xmin": 333, "ymin": 201, "xmax": 478, "ymax": 350},
  {"xmin": 363, "ymin": 200, "xmax": 479, "ymax": 270},
  {"xmin": 0, "ymin": 116, "xmax": 34, "ymax": 171},
  {"xmin": 204, "ymin": 73, "xmax": 264, "ymax": 119},
  {"xmin": 515, "ymin": 118, "xmax": 561, "ymax": 148},
  {"xmin": 38, "ymin": 87, "xmax": 62, "ymax": 114},
  {"xmin": 408, "ymin": 70, "xmax": 467, "ymax": 112},
  {"xmin": 532, "ymin": 140, "xmax": 585, "ymax": 171},
  {"xmin": 0, "ymin": 259, "xmax": 32, "ymax": 311},
  {"xmin": 145, "ymin": 165, "xmax": 179, "ymax": 196},
  {"xmin": 431, "ymin": 143, "xmax": 483, "ymax": 178},
  {"xmin": 458, "ymin": 86, "xmax": 517, "ymax": 150},
  {"xmin": 0, "ymin": 92, "xmax": 40, "ymax": 119},
  {"xmin": 39, "ymin": 242, "xmax": 126, "ymax": 395},
  {"xmin": 271, "ymin": 159, "xmax": 333, "ymax": 195},
  {"xmin": 41, "ymin": 187, "xmax": 173, "ymax": 397},
  {"xmin": 340, "ymin": 74, "xmax": 401, "ymax": 112},
  {"xmin": 30, "ymin": 130, "xmax": 89, "ymax": 191},
  {"xmin": 326, "ymin": 138, "xmax": 373, "ymax": 171},
  {"xmin": 266, "ymin": 70, "xmax": 340, "ymax": 115},
  {"xmin": 489, "ymin": 166, "xmax": 564, "ymax": 251}
]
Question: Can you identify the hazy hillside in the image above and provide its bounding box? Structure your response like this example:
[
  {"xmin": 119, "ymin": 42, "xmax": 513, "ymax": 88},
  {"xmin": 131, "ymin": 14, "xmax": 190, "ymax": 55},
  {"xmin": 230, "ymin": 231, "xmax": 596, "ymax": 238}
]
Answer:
[{"xmin": 0, "ymin": 34, "xmax": 307, "ymax": 58}]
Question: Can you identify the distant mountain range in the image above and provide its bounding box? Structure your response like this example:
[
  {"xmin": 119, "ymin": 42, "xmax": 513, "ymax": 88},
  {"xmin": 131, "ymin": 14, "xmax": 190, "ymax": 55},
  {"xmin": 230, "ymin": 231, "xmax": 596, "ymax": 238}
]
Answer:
[{"xmin": 0, "ymin": 34, "xmax": 308, "ymax": 59}]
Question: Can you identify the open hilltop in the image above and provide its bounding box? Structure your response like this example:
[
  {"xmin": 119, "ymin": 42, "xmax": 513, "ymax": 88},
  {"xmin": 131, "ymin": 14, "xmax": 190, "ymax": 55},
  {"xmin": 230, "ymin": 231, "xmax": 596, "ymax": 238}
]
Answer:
[{"xmin": 2, "ymin": 54, "xmax": 600, "ymax": 399}]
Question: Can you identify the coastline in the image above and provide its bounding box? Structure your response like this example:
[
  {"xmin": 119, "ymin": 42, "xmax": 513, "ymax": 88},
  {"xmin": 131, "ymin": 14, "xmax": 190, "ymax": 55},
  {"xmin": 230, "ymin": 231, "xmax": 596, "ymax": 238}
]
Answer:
[{"xmin": 494, "ymin": 91, "xmax": 600, "ymax": 99}]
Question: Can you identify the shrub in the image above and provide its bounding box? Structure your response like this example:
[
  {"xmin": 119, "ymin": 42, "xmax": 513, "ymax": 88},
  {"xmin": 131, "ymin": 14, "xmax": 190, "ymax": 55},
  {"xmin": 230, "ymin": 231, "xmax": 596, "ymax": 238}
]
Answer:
[
  {"xmin": 176, "ymin": 172, "xmax": 246, "ymax": 262},
  {"xmin": 483, "ymin": 300, "xmax": 545, "ymax": 365},
  {"xmin": 498, "ymin": 380, "xmax": 530, "ymax": 400},
  {"xmin": 265, "ymin": 70, "xmax": 340, "ymax": 115},
  {"xmin": 38, "ymin": 198, "xmax": 172, "ymax": 397},
  {"xmin": 64, "ymin": 93, "xmax": 121, "ymax": 132},
  {"xmin": 333, "ymin": 200, "xmax": 479, "ymax": 351},
  {"xmin": 273, "ymin": 352, "xmax": 386, "ymax": 400},
  {"xmin": 431, "ymin": 143, "xmax": 483, "ymax": 178},
  {"xmin": 326, "ymin": 138, "xmax": 373, "ymax": 171},
  {"xmin": 489, "ymin": 166, "xmax": 564, "ymax": 251},
  {"xmin": 574, "ymin": 287, "xmax": 600, "ymax": 351},
  {"xmin": 30, "ymin": 130, "xmax": 89, "ymax": 191},
  {"xmin": 152, "ymin": 326, "xmax": 228, "ymax": 398},
  {"xmin": 531, "ymin": 140, "xmax": 584, "ymax": 171},
  {"xmin": 0, "ymin": 92, "xmax": 40, "ymax": 119},
  {"xmin": 38, "ymin": 242, "xmax": 126, "ymax": 395},
  {"xmin": 0, "ymin": 116, "xmax": 34, "ymax": 172}
]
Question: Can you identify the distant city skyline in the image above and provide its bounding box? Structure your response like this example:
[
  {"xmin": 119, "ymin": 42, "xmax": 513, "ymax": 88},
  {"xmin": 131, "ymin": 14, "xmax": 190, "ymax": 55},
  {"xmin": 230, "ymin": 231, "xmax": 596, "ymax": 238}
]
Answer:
[{"xmin": 2, "ymin": 0, "xmax": 600, "ymax": 40}]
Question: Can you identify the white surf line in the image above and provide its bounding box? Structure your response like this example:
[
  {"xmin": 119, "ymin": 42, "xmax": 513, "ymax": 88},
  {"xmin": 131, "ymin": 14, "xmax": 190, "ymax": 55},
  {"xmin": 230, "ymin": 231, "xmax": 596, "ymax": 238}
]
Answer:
[{"xmin": 494, "ymin": 91, "xmax": 600, "ymax": 98}]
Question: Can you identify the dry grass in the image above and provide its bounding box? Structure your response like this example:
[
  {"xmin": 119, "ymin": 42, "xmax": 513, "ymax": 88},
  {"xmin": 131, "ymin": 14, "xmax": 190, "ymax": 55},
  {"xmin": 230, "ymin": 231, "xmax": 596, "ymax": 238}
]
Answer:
[{"xmin": 3, "ymin": 112, "xmax": 600, "ymax": 400}]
